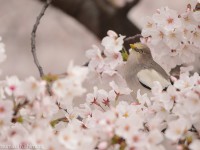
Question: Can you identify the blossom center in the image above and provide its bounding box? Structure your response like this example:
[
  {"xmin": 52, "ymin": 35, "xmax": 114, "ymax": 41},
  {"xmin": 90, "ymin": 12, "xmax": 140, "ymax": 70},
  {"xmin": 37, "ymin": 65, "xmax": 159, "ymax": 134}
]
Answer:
[
  {"xmin": 167, "ymin": 17, "xmax": 174, "ymax": 24},
  {"xmin": 123, "ymin": 112, "xmax": 129, "ymax": 118},
  {"xmin": 132, "ymin": 136, "xmax": 140, "ymax": 142},
  {"xmin": 9, "ymin": 85, "xmax": 16, "ymax": 91},
  {"xmin": 31, "ymin": 82, "xmax": 37, "ymax": 89},
  {"xmin": 124, "ymin": 125, "xmax": 130, "ymax": 131},
  {"xmin": 0, "ymin": 106, "xmax": 5, "ymax": 113},
  {"xmin": 113, "ymin": 53, "xmax": 119, "ymax": 59},
  {"xmin": 63, "ymin": 135, "xmax": 69, "ymax": 141}
]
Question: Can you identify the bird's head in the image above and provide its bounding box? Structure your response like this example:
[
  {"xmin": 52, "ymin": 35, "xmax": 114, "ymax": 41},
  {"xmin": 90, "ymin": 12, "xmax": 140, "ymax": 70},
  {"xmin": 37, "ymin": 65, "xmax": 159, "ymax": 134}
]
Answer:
[
  {"xmin": 123, "ymin": 36, "xmax": 153, "ymax": 64},
  {"xmin": 128, "ymin": 42, "xmax": 153, "ymax": 64},
  {"xmin": 130, "ymin": 43, "xmax": 151, "ymax": 55}
]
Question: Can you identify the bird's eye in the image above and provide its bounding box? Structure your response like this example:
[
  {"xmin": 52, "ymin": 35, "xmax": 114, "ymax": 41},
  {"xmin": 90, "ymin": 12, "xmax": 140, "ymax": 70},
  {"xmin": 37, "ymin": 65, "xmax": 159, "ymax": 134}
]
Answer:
[
  {"xmin": 135, "ymin": 48, "xmax": 144, "ymax": 54},
  {"xmin": 139, "ymin": 49, "xmax": 144, "ymax": 54}
]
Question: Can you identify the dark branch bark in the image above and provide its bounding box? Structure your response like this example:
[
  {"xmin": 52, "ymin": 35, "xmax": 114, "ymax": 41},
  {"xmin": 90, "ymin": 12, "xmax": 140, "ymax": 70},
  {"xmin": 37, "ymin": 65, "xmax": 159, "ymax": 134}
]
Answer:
[
  {"xmin": 120, "ymin": 0, "xmax": 141, "ymax": 15},
  {"xmin": 31, "ymin": 0, "xmax": 52, "ymax": 78},
  {"xmin": 95, "ymin": 0, "xmax": 116, "ymax": 15},
  {"xmin": 40, "ymin": 0, "xmax": 141, "ymax": 39},
  {"xmin": 124, "ymin": 34, "xmax": 142, "ymax": 52},
  {"xmin": 31, "ymin": 0, "xmax": 53, "ymax": 96}
]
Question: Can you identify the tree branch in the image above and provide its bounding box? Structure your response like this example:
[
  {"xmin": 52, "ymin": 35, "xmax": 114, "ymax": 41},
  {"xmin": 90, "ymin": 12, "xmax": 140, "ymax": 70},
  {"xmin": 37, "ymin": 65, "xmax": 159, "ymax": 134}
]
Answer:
[
  {"xmin": 31, "ymin": 0, "xmax": 52, "ymax": 78},
  {"xmin": 95, "ymin": 0, "xmax": 116, "ymax": 15},
  {"xmin": 120, "ymin": 0, "xmax": 141, "ymax": 15},
  {"xmin": 31, "ymin": 0, "xmax": 53, "ymax": 96},
  {"xmin": 124, "ymin": 34, "xmax": 142, "ymax": 52}
]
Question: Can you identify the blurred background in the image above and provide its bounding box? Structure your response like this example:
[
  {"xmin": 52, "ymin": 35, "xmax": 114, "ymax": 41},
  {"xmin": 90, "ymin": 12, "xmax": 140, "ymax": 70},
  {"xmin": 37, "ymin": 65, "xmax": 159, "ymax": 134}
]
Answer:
[{"xmin": 0, "ymin": 0, "xmax": 196, "ymax": 78}]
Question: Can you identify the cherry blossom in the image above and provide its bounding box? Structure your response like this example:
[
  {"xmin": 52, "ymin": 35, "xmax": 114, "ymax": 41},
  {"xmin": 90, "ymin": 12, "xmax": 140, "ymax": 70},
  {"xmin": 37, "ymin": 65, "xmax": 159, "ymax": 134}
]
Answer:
[
  {"xmin": 58, "ymin": 119, "xmax": 96, "ymax": 150},
  {"xmin": 109, "ymin": 81, "xmax": 132, "ymax": 95},
  {"xmin": 0, "ymin": 2, "xmax": 200, "ymax": 150},
  {"xmin": 5, "ymin": 76, "xmax": 21, "ymax": 96},
  {"xmin": 145, "ymin": 129, "xmax": 164, "ymax": 150},
  {"xmin": 189, "ymin": 139, "xmax": 200, "ymax": 150},
  {"xmin": 52, "ymin": 63, "xmax": 88, "ymax": 109},
  {"xmin": 86, "ymin": 30, "xmax": 126, "ymax": 78},
  {"xmin": 86, "ymin": 45, "xmax": 104, "ymax": 72},
  {"xmin": 153, "ymin": 7, "xmax": 182, "ymax": 31},
  {"xmin": 0, "ymin": 100, "xmax": 13, "ymax": 127},
  {"xmin": 142, "ymin": 4, "xmax": 200, "ymax": 73},
  {"xmin": 19, "ymin": 77, "xmax": 46, "ymax": 101},
  {"xmin": 165, "ymin": 118, "xmax": 191, "ymax": 141},
  {"xmin": 40, "ymin": 96, "xmax": 59, "ymax": 118},
  {"xmin": 102, "ymin": 30, "xmax": 125, "ymax": 52}
]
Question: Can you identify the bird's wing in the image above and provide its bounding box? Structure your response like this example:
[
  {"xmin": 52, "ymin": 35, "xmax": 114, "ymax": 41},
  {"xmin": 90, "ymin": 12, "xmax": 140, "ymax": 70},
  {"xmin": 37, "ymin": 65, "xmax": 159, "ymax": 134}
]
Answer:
[{"xmin": 137, "ymin": 69, "xmax": 171, "ymax": 90}]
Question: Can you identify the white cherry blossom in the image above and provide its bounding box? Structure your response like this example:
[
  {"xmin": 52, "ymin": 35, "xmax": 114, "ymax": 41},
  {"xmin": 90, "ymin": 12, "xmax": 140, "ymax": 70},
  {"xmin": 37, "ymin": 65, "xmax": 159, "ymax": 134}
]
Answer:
[
  {"xmin": 165, "ymin": 118, "xmax": 191, "ymax": 141},
  {"xmin": 0, "ymin": 2, "xmax": 200, "ymax": 149},
  {"xmin": 5, "ymin": 76, "xmax": 21, "ymax": 96},
  {"xmin": 102, "ymin": 30, "xmax": 125, "ymax": 52},
  {"xmin": 19, "ymin": 77, "xmax": 46, "ymax": 101},
  {"xmin": 189, "ymin": 139, "xmax": 200, "ymax": 150},
  {"xmin": 0, "ymin": 100, "xmax": 13, "ymax": 126}
]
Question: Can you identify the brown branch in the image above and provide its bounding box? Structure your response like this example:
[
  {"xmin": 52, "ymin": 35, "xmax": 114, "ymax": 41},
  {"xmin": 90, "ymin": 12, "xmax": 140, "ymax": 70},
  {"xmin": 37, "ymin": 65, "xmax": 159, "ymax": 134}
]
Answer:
[
  {"xmin": 31, "ymin": 0, "xmax": 52, "ymax": 78},
  {"xmin": 12, "ymin": 99, "xmax": 29, "ymax": 123},
  {"xmin": 124, "ymin": 34, "xmax": 142, "ymax": 42},
  {"xmin": 31, "ymin": 0, "xmax": 53, "ymax": 96},
  {"xmin": 123, "ymin": 34, "xmax": 142, "ymax": 53},
  {"xmin": 95, "ymin": 0, "xmax": 116, "ymax": 15},
  {"xmin": 120, "ymin": 0, "xmax": 141, "ymax": 14}
]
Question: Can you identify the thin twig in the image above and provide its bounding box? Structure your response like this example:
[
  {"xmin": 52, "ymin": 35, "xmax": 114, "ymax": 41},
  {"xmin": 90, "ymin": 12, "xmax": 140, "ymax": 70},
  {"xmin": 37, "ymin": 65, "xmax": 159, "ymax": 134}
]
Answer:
[
  {"xmin": 121, "ymin": 0, "xmax": 141, "ymax": 14},
  {"xmin": 124, "ymin": 34, "xmax": 142, "ymax": 43},
  {"xmin": 12, "ymin": 99, "xmax": 29, "ymax": 123},
  {"xmin": 31, "ymin": 0, "xmax": 52, "ymax": 78},
  {"xmin": 31, "ymin": 0, "xmax": 53, "ymax": 95},
  {"xmin": 123, "ymin": 34, "xmax": 142, "ymax": 53}
]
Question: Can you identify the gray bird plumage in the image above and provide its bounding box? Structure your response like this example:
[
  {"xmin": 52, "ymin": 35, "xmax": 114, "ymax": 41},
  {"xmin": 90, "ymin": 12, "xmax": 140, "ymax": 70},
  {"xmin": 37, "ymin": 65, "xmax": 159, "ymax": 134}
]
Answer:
[{"xmin": 122, "ymin": 38, "xmax": 171, "ymax": 99}]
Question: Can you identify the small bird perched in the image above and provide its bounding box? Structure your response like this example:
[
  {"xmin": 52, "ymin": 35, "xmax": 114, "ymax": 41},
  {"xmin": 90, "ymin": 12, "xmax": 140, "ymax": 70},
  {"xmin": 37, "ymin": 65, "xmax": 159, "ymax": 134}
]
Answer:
[{"xmin": 122, "ymin": 36, "xmax": 171, "ymax": 98}]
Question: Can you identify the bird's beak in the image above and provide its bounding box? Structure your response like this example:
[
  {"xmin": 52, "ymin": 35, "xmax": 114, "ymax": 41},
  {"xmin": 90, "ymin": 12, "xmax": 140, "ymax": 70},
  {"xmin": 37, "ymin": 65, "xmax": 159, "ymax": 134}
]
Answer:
[
  {"xmin": 130, "ymin": 43, "xmax": 144, "ymax": 53},
  {"xmin": 130, "ymin": 43, "xmax": 144, "ymax": 50},
  {"xmin": 129, "ymin": 44, "xmax": 141, "ymax": 64},
  {"xmin": 130, "ymin": 44, "xmax": 137, "ymax": 51}
]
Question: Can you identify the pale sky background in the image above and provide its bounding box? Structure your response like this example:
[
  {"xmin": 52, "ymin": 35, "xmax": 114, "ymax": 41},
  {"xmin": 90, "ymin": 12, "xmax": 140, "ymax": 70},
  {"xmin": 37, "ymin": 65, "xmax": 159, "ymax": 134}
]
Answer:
[{"xmin": 0, "ymin": 0, "xmax": 197, "ymax": 78}]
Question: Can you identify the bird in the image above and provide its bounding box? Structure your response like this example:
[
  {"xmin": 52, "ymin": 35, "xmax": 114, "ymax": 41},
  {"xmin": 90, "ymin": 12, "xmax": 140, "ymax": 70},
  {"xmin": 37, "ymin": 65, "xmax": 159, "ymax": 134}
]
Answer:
[{"xmin": 122, "ymin": 36, "xmax": 171, "ymax": 98}]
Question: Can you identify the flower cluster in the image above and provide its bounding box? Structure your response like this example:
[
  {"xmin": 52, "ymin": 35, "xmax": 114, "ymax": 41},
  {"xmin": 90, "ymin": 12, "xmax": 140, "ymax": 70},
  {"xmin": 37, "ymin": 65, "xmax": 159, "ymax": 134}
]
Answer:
[
  {"xmin": 2, "ymin": 70, "xmax": 200, "ymax": 150},
  {"xmin": 52, "ymin": 61, "xmax": 88, "ymax": 110},
  {"xmin": 141, "ymin": 3, "xmax": 200, "ymax": 73},
  {"xmin": 55, "ymin": 68, "xmax": 200, "ymax": 150},
  {"xmin": 86, "ymin": 30, "xmax": 125, "ymax": 73},
  {"xmin": 0, "ymin": 2, "xmax": 200, "ymax": 150},
  {"xmin": 86, "ymin": 30, "xmax": 131, "ymax": 95}
]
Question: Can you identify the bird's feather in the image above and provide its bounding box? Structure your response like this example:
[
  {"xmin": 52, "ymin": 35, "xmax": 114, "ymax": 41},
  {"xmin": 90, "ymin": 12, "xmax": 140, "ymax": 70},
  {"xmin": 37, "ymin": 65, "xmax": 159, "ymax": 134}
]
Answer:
[{"xmin": 137, "ymin": 69, "xmax": 171, "ymax": 90}]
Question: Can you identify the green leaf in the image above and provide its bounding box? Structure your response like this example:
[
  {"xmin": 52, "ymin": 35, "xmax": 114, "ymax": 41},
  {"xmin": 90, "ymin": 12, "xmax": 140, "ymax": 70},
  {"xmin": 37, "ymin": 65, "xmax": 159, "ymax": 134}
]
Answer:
[
  {"xmin": 130, "ymin": 43, "xmax": 144, "ymax": 50},
  {"xmin": 16, "ymin": 116, "xmax": 23, "ymax": 123},
  {"xmin": 50, "ymin": 119, "xmax": 59, "ymax": 128},
  {"xmin": 42, "ymin": 74, "xmax": 58, "ymax": 83},
  {"xmin": 121, "ymin": 49, "xmax": 129, "ymax": 61}
]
